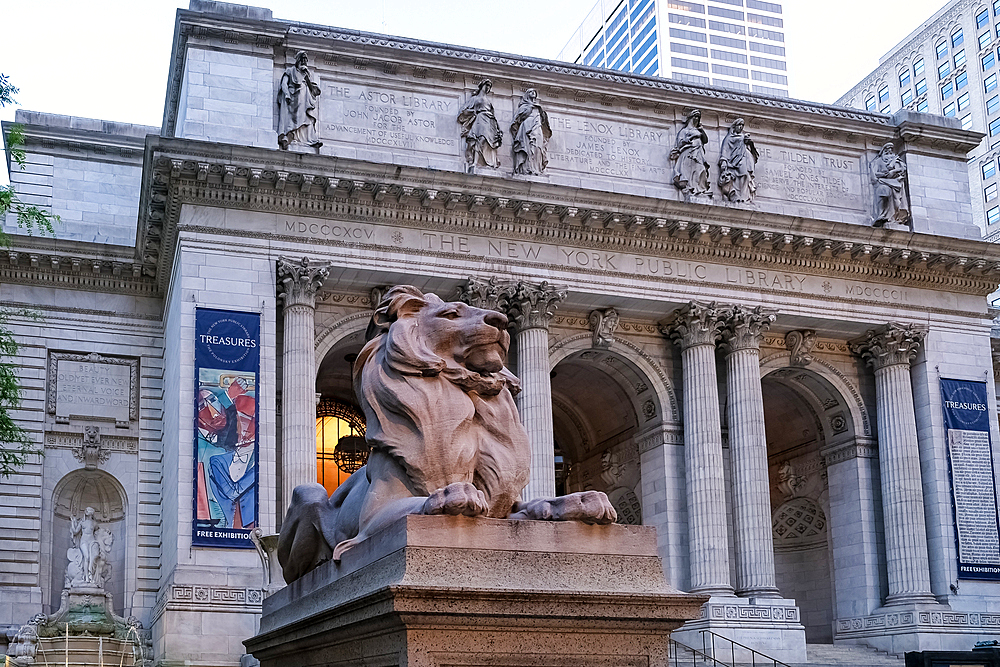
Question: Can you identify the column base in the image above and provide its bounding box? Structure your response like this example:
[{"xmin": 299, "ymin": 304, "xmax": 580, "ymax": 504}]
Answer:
[
  {"xmin": 834, "ymin": 603, "xmax": 997, "ymax": 655},
  {"xmin": 672, "ymin": 596, "xmax": 806, "ymax": 664}
]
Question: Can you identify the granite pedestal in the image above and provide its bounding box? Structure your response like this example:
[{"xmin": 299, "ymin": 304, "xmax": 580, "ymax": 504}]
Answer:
[{"xmin": 245, "ymin": 515, "xmax": 707, "ymax": 667}]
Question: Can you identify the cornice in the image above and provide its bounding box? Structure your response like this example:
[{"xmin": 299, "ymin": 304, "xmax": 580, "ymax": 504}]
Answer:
[{"xmin": 139, "ymin": 137, "xmax": 1000, "ymax": 299}]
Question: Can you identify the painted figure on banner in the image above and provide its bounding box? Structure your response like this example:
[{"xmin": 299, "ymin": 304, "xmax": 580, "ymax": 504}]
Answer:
[
  {"xmin": 511, "ymin": 88, "xmax": 552, "ymax": 175},
  {"xmin": 277, "ymin": 50, "xmax": 322, "ymax": 150},
  {"xmin": 718, "ymin": 118, "xmax": 758, "ymax": 202},
  {"xmin": 67, "ymin": 507, "xmax": 113, "ymax": 588},
  {"xmin": 196, "ymin": 374, "xmax": 258, "ymax": 530},
  {"xmin": 670, "ymin": 109, "xmax": 711, "ymax": 196},
  {"xmin": 458, "ymin": 79, "xmax": 503, "ymax": 169},
  {"xmin": 871, "ymin": 142, "xmax": 911, "ymax": 226}
]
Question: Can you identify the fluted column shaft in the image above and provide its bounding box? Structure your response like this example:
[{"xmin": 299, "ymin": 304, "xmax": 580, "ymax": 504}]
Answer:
[
  {"xmin": 516, "ymin": 325, "xmax": 557, "ymax": 500},
  {"xmin": 278, "ymin": 257, "xmax": 330, "ymax": 515},
  {"xmin": 853, "ymin": 323, "xmax": 935, "ymax": 606},
  {"xmin": 458, "ymin": 277, "xmax": 566, "ymax": 502},
  {"xmin": 723, "ymin": 306, "xmax": 780, "ymax": 598},
  {"xmin": 662, "ymin": 302, "xmax": 734, "ymax": 597}
]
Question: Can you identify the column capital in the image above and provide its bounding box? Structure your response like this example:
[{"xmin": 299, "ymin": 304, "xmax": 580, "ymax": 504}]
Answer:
[
  {"xmin": 457, "ymin": 275, "xmax": 510, "ymax": 312},
  {"xmin": 851, "ymin": 322, "xmax": 927, "ymax": 370},
  {"xmin": 721, "ymin": 305, "xmax": 776, "ymax": 353},
  {"xmin": 506, "ymin": 281, "xmax": 567, "ymax": 331},
  {"xmin": 459, "ymin": 277, "xmax": 567, "ymax": 332},
  {"xmin": 659, "ymin": 301, "xmax": 726, "ymax": 350},
  {"xmin": 277, "ymin": 257, "xmax": 331, "ymax": 308}
]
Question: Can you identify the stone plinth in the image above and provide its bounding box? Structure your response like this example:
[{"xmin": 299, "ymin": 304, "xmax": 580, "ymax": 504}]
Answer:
[
  {"xmin": 671, "ymin": 596, "xmax": 807, "ymax": 663},
  {"xmin": 245, "ymin": 515, "xmax": 707, "ymax": 667}
]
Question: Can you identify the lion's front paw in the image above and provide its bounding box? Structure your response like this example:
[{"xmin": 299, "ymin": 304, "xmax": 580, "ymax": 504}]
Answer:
[
  {"xmin": 422, "ymin": 482, "xmax": 490, "ymax": 517},
  {"xmin": 510, "ymin": 491, "xmax": 617, "ymax": 525}
]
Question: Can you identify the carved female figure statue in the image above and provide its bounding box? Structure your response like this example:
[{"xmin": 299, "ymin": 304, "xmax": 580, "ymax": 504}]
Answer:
[
  {"xmin": 277, "ymin": 50, "xmax": 323, "ymax": 150},
  {"xmin": 670, "ymin": 109, "xmax": 711, "ymax": 196},
  {"xmin": 69, "ymin": 507, "xmax": 112, "ymax": 588},
  {"xmin": 871, "ymin": 142, "xmax": 910, "ymax": 226},
  {"xmin": 510, "ymin": 88, "xmax": 552, "ymax": 175},
  {"xmin": 458, "ymin": 79, "xmax": 503, "ymax": 169},
  {"xmin": 718, "ymin": 118, "xmax": 759, "ymax": 202}
]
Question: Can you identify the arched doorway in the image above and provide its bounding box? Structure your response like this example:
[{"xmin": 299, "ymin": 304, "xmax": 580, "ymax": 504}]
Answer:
[
  {"xmin": 549, "ymin": 347, "xmax": 664, "ymax": 525},
  {"xmin": 762, "ymin": 365, "xmax": 855, "ymax": 643},
  {"xmin": 315, "ymin": 332, "xmax": 367, "ymax": 497}
]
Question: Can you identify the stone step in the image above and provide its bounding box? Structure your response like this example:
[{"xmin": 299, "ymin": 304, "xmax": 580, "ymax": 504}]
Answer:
[{"xmin": 784, "ymin": 643, "xmax": 904, "ymax": 667}]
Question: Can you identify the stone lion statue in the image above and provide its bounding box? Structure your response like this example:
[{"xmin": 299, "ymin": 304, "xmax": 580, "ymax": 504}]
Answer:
[{"xmin": 278, "ymin": 285, "xmax": 617, "ymax": 583}]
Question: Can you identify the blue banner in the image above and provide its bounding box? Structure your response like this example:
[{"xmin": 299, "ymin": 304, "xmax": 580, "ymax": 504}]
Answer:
[
  {"xmin": 193, "ymin": 309, "xmax": 260, "ymax": 548},
  {"xmin": 941, "ymin": 378, "xmax": 1000, "ymax": 580}
]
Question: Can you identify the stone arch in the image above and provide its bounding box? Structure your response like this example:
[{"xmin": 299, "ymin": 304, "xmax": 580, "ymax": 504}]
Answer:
[
  {"xmin": 314, "ymin": 311, "xmax": 371, "ymax": 375},
  {"xmin": 550, "ymin": 332, "xmax": 679, "ymax": 423},
  {"xmin": 760, "ymin": 351, "xmax": 870, "ymax": 440},
  {"xmin": 48, "ymin": 469, "xmax": 128, "ymax": 615}
]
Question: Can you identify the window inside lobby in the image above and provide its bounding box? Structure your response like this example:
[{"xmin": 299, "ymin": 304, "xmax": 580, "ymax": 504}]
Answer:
[{"xmin": 315, "ymin": 398, "xmax": 368, "ymax": 496}]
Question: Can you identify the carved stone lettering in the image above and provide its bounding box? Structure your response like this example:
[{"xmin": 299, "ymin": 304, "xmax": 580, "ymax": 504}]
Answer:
[
  {"xmin": 754, "ymin": 147, "xmax": 863, "ymax": 209},
  {"xmin": 322, "ymin": 83, "xmax": 458, "ymax": 154},
  {"xmin": 55, "ymin": 360, "xmax": 131, "ymax": 422}
]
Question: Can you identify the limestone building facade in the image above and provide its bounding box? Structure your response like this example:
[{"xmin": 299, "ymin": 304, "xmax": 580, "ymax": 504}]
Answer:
[
  {"xmin": 838, "ymin": 0, "xmax": 1000, "ymax": 239},
  {"xmin": 2, "ymin": 1, "xmax": 1000, "ymax": 664}
]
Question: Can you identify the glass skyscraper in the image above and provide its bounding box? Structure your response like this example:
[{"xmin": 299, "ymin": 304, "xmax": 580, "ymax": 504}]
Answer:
[{"xmin": 557, "ymin": 0, "xmax": 788, "ymax": 97}]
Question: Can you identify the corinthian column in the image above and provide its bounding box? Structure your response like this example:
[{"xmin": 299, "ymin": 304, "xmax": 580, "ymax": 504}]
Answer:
[
  {"xmin": 721, "ymin": 305, "xmax": 780, "ymax": 598},
  {"xmin": 851, "ymin": 323, "xmax": 935, "ymax": 606},
  {"xmin": 661, "ymin": 302, "xmax": 734, "ymax": 597},
  {"xmin": 506, "ymin": 281, "xmax": 566, "ymax": 501},
  {"xmin": 277, "ymin": 257, "xmax": 330, "ymax": 515}
]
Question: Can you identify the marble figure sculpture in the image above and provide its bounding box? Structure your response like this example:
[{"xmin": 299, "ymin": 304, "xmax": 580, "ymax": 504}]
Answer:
[
  {"xmin": 510, "ymin": 88, "xmax": 552, "ymax": 175},
  {"xmin": 277, "ymin": 50, "xmax": 322, "ymax": 150},
  {"xmin": 871, "ymin": 142, "xmax": 910, "ymax": 225},
  {"xmin": 718, "ymin": 118, "xmax": 758, "ymax": 203},
  {"xmin": 278, "ymin": 286, "xmax": 617, "ymax": 583},
  {"xmin": 66, "ymin": 507, "xmax": 113, "ymax": 589},
  {"xmin": 458, "ymin": 79, "xmax": 503, "ymax": 169},
  {"xmin": 670, "ymin": 109, "xmax": 712, "ymax": 196}
]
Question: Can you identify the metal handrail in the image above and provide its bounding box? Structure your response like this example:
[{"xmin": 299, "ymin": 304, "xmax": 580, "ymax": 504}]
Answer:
[
  {"xmin": 669, "ymin": 637, "xmax": 731, "ymax": 666},
  {"xmin": 700, "ymin": 629, "xmax": 791, "ymax": 667}
]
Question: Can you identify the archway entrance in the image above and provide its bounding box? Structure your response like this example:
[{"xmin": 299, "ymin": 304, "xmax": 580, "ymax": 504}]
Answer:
[
  {"xmin": 315, "ymin": 335, "xmax": 367, "ymax": 497},
  {"xmin": 549, "ymin": 347, "xmax": 662, "ymax": 525},
  {"xmin": 762, "ymin": 368, "xmax": 843, "ymax": 644}
]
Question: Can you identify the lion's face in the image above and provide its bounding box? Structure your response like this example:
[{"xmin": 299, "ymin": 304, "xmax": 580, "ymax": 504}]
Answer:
[{"xmin": 416, "ymin": 298, "xmax": 510, "ymax": 375}]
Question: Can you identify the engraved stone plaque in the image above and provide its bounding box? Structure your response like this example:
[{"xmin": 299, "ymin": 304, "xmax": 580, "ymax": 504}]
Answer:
[
  {"xmin": 754, "ymin": 147, "xmax": 864, "ymax": 210},
  {"xmin": 546, "ymin": 114, "xmax": 671, "ymax": 182},
  {"xmin": 321, "ymin": 82, "xmax": 461, "ymax": 156},
  {"xmin": 48, "ymin": 352, "xmax": 138, "ymax": 423}
]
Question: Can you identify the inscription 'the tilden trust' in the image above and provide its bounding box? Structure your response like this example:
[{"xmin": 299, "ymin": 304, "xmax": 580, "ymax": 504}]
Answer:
[{"xmin": 281, "ymin": 219, "xmax": 911, "ymax": 304}]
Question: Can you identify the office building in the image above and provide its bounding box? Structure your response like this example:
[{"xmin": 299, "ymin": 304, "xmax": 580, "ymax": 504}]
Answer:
[
  {"xmin": 557, "ymin": 0, "xmax": 789, "ymax": 96},
  {"xmin": 839, "ymin": 0, "xmax": 1000, "ymax": 237}
]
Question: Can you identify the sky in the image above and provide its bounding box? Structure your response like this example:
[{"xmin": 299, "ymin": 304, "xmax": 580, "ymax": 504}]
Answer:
[{"xmin": 0, "ymin": 0, "xmax": 950, "ymax": 183}]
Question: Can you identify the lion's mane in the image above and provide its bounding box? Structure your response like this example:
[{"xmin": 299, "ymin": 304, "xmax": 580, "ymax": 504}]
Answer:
[{"xmin": 354, "ymin": 286, "xmax": 530, "ymax": 517}]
